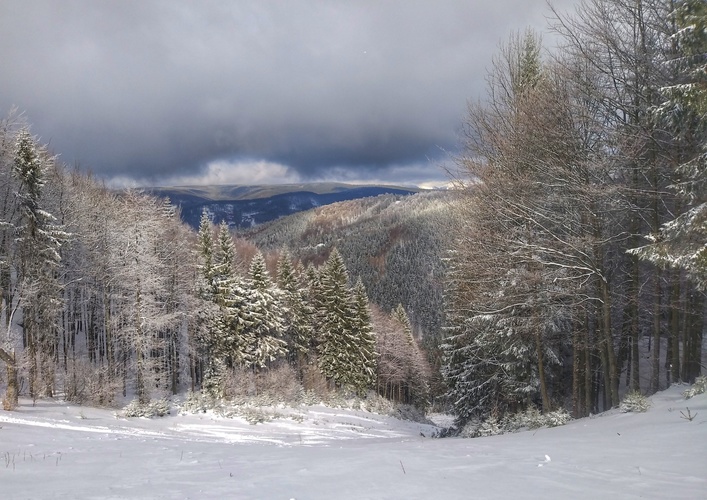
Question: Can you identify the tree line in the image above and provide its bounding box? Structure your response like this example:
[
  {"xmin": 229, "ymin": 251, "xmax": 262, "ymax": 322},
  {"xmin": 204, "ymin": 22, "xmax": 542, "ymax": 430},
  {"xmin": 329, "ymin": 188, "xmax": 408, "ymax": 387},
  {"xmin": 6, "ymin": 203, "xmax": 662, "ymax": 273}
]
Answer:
[{"xmin": 443, "ymin": 0, "xmax": 705, "ymax": 425}]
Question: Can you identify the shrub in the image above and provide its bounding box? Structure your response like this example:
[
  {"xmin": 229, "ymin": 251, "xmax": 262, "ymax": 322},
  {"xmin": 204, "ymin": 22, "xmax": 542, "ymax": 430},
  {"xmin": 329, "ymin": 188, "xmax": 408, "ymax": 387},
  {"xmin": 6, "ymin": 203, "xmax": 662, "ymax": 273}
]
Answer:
[
  {"xmin": 123, "ymin": 398, "xmax": 171, "ymax": 418},
  {"xmin": 239, "ymin": 407, "xmax": 278, "ymax": 425},
  {"xmin": 460, "ymin": 406, "xmax": 572, "ymax": 438},
  {"xmin": 501, "ymin": 406, "xmax": 572, "ymax": 432},
  {"xmin": 518, "ymin": 406, "xmax": 544, "ymax": 430},
  {"xmin": 62, "ymin": 358, "xmax": 121, "ymax": 407},
  {"xmin": 181, "ymin": 390, "xmax": 213, "ymax": 414},
  {"xmin": 220, "ymin": 364, "xmax": 303, "ymax": 405},
  {"xmin": 474, "ymin": 416, "xmax": 503, "ymax": 437},
  {"xmin": 543, "ymin": 409, "xmax": 572, "ymax": 427},
  {"xmin": 362, "ymin": 392, "xmax": 395, "ymax": 415},
  {"xmin": 620, "ymin": 391, "xmax": 651, "ymax": 413},
  {"xmin": 683, "ymin": 376, "xmax": 707, "ymax": 400}
]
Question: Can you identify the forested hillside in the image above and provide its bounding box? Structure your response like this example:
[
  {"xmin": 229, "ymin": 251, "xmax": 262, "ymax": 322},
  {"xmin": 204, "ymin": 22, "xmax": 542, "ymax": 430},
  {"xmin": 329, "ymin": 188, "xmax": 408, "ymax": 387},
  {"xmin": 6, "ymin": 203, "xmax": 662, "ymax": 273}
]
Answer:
[{"xmin": 242, "ymin": 190, "xmax": 461, "ymax": 343}]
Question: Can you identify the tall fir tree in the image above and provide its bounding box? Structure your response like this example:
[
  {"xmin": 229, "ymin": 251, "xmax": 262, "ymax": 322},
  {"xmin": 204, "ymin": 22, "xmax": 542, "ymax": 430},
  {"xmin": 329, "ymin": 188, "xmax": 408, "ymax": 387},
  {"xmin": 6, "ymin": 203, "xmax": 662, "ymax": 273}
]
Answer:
[
  {"xmin": 318, "ymin": 249, "xmax": 376, "ymax": 393},
  {"xmin": 242, "ymin": 252, "xmax": 287, "ymax": 369},
  {"xmin": 348, "ymin": 278, "xmax": 378, "ymax": 392},
  {"xmin": 277, "ymin": 250, "xmax": 314, "ymax": 372},
  {"xmin": 13, "ymin": 129, "xmax": 66, "ymax": 398}
]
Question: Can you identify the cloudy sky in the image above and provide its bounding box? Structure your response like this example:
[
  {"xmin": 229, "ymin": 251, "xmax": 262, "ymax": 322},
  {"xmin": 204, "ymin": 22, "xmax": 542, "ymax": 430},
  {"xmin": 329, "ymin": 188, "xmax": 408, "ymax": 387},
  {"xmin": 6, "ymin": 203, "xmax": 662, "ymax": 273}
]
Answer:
[{"xmin": 0, "ymin": 1, "xmax": 578, "ymax": 188}]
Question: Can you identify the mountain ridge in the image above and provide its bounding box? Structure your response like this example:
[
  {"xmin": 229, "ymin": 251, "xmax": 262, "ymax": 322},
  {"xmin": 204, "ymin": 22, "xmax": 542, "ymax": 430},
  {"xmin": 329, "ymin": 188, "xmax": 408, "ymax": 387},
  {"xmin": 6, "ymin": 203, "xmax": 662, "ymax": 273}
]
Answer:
[{"xmin": 147, "ymin": 182, "xmax": 421, "ymax": 228}]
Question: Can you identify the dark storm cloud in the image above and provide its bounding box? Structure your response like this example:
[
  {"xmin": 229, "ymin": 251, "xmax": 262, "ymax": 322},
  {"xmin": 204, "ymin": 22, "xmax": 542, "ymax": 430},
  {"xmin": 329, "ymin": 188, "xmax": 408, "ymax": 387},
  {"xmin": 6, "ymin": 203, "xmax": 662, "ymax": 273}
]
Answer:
[{"xmin": 0, "ymin": 0, "xmax": 579, "ymax": 186}]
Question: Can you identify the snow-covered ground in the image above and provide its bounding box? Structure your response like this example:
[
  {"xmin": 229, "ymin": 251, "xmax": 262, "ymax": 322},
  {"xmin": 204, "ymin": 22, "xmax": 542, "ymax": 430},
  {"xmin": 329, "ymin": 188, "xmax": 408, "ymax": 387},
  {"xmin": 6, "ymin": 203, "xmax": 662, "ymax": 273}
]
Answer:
[{"xmin": 1, "ymin": 386, "xmax": 705, "ymax": 499}]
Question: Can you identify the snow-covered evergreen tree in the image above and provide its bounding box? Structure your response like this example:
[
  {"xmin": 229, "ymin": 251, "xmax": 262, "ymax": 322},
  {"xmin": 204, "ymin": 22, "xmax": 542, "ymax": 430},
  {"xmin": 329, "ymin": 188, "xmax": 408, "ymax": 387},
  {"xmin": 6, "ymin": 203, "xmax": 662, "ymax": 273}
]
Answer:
[
  {"xmin": 12, "ymin": 129, "xmax": 67, "ymax": 398},
  {"xmin": 196, "ymin": 211, "xmax": 216, "ymax": 297},
  {"xmin": 442, "ymin": 253, "xmax": 548, "ymax": 424},
  {"xmin": 629, "ymin": 0, "xmax": 707, "ymax": 290},
  {"xmin": 348, "ymin": 277, "xmax": 377, "ymax": 392},
  {"xmin": 242, "ymin": 252, "xmax": 287, "ymax": 369},
  {"xmin": 276, "ymin": 250, "xmax": 314, "ymax": 372},
  {"xmin": 195, "ymin": 216, "xmax": 252, "ymax": 394},
  {"xmin": 195, "ymin": 213, "xmax": 224, "ymax": 395},
  {"xmin": 317, "ymin": 249, "xmax": 353, "ymax": 388},
  {"xmin": 248, "ymin": 251, "xmax": 272, "ymax": 291},
  {"xmin": 317, "ymin": 249, "xmax": 375, "ymax": 393},
  {"xmin": 214, "ymin": 221, "xmax": 236, "ymax": 284}
]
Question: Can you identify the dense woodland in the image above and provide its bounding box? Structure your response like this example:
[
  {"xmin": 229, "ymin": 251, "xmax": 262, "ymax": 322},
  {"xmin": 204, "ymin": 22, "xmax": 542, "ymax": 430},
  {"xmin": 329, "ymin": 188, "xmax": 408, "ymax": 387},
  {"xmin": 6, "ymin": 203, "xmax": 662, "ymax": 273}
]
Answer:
[
  {"xmin": 443, "ymin": 0, "xmax": 706, "ymax": 425},
  {"xmin": 1, "ymin": 0, "xmax": 705, "ymax": 428}
]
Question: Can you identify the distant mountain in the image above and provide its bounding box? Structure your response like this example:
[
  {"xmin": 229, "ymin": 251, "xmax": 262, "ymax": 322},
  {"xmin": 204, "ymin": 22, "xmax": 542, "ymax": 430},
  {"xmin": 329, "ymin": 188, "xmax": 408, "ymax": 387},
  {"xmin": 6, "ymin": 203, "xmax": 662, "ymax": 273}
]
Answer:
[
  {"xmin": 242, "ymin": 190, "xmax": 463, "ymax": 342},
  {"xmin": 147, "ymin": 183, "xmax": 419, "ymax": 229}
]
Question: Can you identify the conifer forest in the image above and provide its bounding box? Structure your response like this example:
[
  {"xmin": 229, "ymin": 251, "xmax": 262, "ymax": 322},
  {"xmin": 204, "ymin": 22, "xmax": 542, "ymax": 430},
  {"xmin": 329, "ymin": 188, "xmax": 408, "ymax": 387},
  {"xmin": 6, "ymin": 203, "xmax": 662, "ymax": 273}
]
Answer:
[{"xmin": 1, "ymin": 0, "xmax": 705, "ymax": 430}]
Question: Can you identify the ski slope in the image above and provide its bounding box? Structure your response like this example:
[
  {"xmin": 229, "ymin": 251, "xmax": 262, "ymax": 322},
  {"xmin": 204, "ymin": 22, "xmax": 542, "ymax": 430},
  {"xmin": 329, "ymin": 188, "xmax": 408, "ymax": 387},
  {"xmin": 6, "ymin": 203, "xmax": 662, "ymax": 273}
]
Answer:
[{"xmin": 1, "ymin": 385, "xmax": 705, "ymax": 499}]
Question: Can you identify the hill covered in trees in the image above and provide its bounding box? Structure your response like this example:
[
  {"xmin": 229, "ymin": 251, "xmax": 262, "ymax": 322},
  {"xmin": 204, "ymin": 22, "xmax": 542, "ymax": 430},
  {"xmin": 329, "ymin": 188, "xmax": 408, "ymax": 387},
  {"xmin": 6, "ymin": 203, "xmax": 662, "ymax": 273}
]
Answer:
[{"xmin": 241, "ymin": 190, "xmax": 462, "ymax": 344}]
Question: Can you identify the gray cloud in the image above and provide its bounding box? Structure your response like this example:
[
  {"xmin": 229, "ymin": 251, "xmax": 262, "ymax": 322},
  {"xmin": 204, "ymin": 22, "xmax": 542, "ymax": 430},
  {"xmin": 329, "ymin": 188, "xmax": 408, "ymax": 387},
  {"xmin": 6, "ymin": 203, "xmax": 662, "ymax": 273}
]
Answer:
[{"xmin": 0, "ymin": 0, "xmax": 579, "ymax": 186}]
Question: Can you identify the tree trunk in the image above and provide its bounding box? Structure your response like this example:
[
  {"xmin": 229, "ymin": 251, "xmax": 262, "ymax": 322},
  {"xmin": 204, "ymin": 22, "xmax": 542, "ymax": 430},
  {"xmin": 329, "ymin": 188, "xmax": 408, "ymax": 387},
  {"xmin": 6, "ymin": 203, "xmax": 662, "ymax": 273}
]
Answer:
[
  {"xmin": 600, "ymin": 277, "xmax": 619, "ymax": 407},
  {"xmin": 650, "ymin": 268, "xmax": 662, "ymax": 393},
  {"xmin": 585, "ymin": 312, "xmax": 594, "ymax": 414},
  {"xmin": 683, "ymin": 292, "xmax": 704, "ymax": 383},
  {"xmin": 535, "ymin": 332, "xmax": 551, "ymax": 412},
  {"xmin": 572, "ymin": 321, "xmax": 584, "ymax": 418},
  {"xmin": 0, "ymin": 348, "xmax": 18, "ymax": 410}
]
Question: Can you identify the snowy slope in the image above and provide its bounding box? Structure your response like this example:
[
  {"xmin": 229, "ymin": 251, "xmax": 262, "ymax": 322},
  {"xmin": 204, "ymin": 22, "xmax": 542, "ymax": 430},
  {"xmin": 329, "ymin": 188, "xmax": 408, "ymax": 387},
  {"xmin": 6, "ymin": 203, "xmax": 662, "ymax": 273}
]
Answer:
[{"xmin": 1, "ymin": 386, "xmax": 705, "ymax": 499}]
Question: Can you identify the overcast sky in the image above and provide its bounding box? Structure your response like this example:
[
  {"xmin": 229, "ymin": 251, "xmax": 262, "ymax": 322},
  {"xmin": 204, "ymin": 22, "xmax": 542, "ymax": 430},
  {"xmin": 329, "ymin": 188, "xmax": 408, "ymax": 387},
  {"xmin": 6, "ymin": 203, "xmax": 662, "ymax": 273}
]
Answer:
[{"xmin": 0, "ymin": 1, "xmax": 579, "ymax": 188}]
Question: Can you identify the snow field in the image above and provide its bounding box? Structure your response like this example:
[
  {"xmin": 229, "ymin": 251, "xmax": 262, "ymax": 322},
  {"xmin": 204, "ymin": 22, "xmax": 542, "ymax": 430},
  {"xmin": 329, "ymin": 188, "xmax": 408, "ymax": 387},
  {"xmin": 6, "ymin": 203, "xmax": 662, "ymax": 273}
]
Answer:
[{"xmin": 1, "ymin": 385, "xmax": 705, "ymax": 499}]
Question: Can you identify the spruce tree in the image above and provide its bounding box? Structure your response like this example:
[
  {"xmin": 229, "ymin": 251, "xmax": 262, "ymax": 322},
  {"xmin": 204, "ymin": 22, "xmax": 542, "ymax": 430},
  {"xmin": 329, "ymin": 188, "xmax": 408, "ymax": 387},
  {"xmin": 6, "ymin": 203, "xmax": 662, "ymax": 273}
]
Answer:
[
  {"xmin": 318, "ymin": 249, "xmax": 376, "ymax": 393},
  {"xmin": 242, "ymin": 252, "xmax": 287, "ymax": 369},
  {"xmin": 277, "ymin": 250, "xmax": 314, "ymax": 372},
  {"xmin": 317, "ymin": 248, "xmax": 353, "ymax": 388},
  {"xmin": 348, "ymin": 278, "xmax": 378, "ymax": 392},
  {"xmin": 195, "ymin": 215, "xmax": 237, "ymax": 395},
  {"xmin": 214, "ymin": 221, "xmax": 236, "ymax": 284},
  {"xmin": 196, "ymin": 211, "xmax": 216, "ymax": 296},
  {"xmin": 12, "ymin": 129, "xmax": 66, "ymax": 398},
  {"xmin": 210, "ymin": 228, "xmax": 259, "ymax": 373}
]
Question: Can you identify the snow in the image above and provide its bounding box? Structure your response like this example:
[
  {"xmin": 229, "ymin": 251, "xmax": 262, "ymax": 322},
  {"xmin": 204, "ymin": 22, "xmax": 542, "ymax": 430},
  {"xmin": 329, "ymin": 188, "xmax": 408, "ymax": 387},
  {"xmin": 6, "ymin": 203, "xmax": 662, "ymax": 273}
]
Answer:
[{"xmin": 1, "ymin": 386, "xmax": 706, "ymax": 499}]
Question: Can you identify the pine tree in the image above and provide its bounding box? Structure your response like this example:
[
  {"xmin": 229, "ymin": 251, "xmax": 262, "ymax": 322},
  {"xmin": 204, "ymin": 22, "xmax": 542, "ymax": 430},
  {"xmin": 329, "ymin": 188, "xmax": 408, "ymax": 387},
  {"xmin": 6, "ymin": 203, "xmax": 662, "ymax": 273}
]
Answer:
[
  {"xmin": 318, "ymin": 249, "xmax": 375, "ymax": 393},
  {"xmin": 348, "ymin": 278, "xmax": 377, "ymax": 392},
  {"xmin": 242, "ymin": 252, "xmax": 287, "ymax": 369},
  {"xmin": 12, "ymin": 129, "xmax": 66, "ymax": 398},
  {"xmin": 249, "ymin": 251, "xmax": 272, "ymax": 291},
  {"xmin": 195, "ymin": 212, "xmax": 222, "ymax": 395},
  {"xmin": 197, "ymin": 211, "xmax": 216, "ymax": 297},
  {"xmin": 214, "ymin": 221, "xmax": 236, "ymax": 284},
  {"xmin": 277, "ymin": 250, "xmax": 314, "ymax": 372}
]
